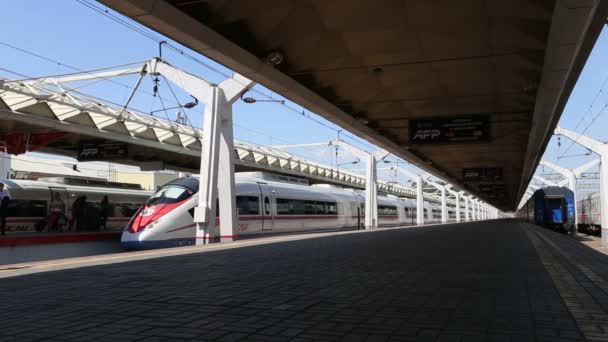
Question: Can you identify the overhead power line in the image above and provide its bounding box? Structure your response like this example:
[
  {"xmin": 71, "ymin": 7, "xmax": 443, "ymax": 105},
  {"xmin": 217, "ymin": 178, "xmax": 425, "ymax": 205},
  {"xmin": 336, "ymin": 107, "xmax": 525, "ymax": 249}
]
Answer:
[
  {"xmin": 0, "ymin": 40, "xmax": 179, "ymax": 107},
  {"xmin": 73, "ymin": 0, "xmax": 377, "ymax": 152}
]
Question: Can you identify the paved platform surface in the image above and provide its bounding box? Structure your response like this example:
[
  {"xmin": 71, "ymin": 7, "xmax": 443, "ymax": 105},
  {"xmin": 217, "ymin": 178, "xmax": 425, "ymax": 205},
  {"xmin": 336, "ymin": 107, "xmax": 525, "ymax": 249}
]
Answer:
[
  {"xmin": 2, "ymin": 220, "xmax": 608, "ymax": 341},
  {"xmin": 0, "ymin": 240, "xmax": 124, "ymax": 266},
  {"xmin": 0, "ymin": 231, "xmax": 121, "ymax": 247}
]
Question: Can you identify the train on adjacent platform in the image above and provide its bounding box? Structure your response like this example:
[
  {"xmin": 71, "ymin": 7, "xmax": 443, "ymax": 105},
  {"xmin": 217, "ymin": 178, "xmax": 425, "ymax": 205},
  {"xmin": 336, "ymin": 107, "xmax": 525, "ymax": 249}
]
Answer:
[
  {"xmin": 121, "ymin": 172, "xmax": 459, "ymax": 250},
  {"xmin": 516, "ymin": 187, "xmax": 576, "ymax": 234},
  {"xmin": 577, "ymin": 192, "xmax": 601, "ymax": 236},
  {"xmin": 0, "ymin": 177, "xmax": 151, "ymax": 232}
]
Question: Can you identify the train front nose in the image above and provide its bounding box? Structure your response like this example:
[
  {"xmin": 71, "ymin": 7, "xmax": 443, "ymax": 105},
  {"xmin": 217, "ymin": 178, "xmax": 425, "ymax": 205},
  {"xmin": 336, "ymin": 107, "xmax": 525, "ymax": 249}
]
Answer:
[{"xmin": 121, "ymin": 229, "xmax": 149, "ymax": 250}]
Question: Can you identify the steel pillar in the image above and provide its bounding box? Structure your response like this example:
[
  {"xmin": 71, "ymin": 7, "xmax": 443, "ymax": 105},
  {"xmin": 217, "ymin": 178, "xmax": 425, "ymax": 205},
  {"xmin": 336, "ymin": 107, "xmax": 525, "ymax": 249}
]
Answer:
[
  {"xmin": 554, "ymin": 126, "xmax": 608, "ymax": 245},
  {"xmin": 148, "ymin": 60, "xmax": 255, "ymax": 244},
  {"xmin": 391, "ymin": 166, "xmax": 425, "ymax": 225},
  {"xmin": 365, "ymin": 154, "xmax": 378, "ymax": 229},
  {"xmin": 463, "ymin": 194, "xmax": 470, "ymax": 221},
  {"xmin": 416, "ymin": 176, "xmax": 424, "ymax": 225},
  {"xmin": 334, "ymin": 139, "xmax": 388, "ymax": 229},
  {"xmin": 426, "ymin": 179, "xmax": 447, "ymax": 223},
  {"xmin": 447, "ymin": 186, "xmax": 460, "ymax": 222},
  {"xmin": 441, "ymin": 187, "xmax": 447, "ymax": 223},
  {"xmin": 194, "ymin": 78, "xmax": 253, "ymax": 243}
]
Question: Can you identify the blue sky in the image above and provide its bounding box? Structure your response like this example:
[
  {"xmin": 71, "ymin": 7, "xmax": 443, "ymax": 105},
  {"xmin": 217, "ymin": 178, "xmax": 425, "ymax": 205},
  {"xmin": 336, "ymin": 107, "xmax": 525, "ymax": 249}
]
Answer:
[{"xmin": 1, "ymin": 1, "xmax": 606, "ymax": 195}]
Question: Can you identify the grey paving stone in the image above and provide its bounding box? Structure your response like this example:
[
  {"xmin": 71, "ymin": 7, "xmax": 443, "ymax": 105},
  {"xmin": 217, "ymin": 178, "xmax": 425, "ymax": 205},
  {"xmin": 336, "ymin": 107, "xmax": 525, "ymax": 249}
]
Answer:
[{"xmin": 0, "ymin": 221, "xmax": 595, "ymax": 341}]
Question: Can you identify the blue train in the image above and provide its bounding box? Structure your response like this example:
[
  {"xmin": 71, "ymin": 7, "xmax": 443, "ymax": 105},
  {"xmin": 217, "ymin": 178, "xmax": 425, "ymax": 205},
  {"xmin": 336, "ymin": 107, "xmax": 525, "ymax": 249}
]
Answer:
[{"xmin": 516, "ymin": 187, "xmax": 576, "ymax": 234}]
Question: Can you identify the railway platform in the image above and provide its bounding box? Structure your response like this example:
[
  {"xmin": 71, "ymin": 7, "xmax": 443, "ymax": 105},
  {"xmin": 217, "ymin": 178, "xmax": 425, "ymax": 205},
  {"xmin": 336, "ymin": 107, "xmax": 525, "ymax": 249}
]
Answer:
[
  {"xmin": 0, "ymin": 231, "xmax": 121, "ymax": 247},
  {"xmin": 1, "ymin": 220, "xmax": 608, "ymax": 341}
]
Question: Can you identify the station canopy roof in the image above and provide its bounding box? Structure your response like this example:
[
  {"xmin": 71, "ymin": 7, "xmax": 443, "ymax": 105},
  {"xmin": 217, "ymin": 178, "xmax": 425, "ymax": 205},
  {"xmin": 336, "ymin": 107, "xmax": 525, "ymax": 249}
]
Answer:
[{"xmin": 101, "ymin": 0, "xmax": 607, "ymax": 210}]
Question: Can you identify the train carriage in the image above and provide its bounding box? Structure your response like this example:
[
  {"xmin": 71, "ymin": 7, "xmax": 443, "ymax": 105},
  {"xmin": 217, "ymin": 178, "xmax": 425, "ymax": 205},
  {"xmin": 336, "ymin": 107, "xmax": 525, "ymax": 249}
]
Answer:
[
  {"xmin": 577, "ymin": 192, "xmax": 601, "ymax": 235},
  {"xmin": 517, "ymin": 187, "xmax": 575, "ymax": 234}
]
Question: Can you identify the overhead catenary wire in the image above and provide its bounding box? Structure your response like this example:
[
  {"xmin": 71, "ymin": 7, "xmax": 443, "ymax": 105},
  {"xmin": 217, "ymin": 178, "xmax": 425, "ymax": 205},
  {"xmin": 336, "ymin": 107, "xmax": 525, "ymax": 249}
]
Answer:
[
  {"xmin": 558, "ymin": 72, "xmax": 608, "ymax": 159},
  {"xmin": 2, "ymin": 3, "xmax": 418, "ymax": 187},
  {"xmin": 0, "ymin": 40, "xmax": 179, "ymax": 107},
  {"xmin": 73, "ymin": 0, "xmax": 377, "ymax": 152}
]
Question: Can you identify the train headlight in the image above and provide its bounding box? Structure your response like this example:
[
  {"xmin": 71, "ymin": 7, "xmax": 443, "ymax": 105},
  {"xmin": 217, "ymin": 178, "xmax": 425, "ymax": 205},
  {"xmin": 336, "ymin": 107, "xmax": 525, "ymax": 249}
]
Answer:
[
  {"xmin": 144, "ymin": 219, "xmax": 161, "ymax": 230},
  {"xmin": 141, "ymin": 208, "xmax": 155, "ymax": 217}
]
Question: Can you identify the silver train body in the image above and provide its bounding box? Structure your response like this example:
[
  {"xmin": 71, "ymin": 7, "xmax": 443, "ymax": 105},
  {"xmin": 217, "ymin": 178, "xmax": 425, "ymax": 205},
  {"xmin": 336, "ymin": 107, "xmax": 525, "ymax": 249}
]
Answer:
[
  {"xmin": 577, "ymin": 192, "xmax": 601, "ymax": 235},
  {"xmin": 122, "ymin": 172, "xmax": 458, "ymax": 250},
  {"xmin": 0, "ymin": 178, "xmax": 151, "ymax": 232}
]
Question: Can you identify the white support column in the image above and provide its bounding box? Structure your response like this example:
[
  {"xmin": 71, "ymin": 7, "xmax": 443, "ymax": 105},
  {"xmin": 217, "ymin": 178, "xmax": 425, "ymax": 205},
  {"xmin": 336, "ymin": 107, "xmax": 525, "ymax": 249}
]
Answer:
[
  {"xmin": 462, "ymin": 194, "xmax": 470, "ymax": 221},
  {"xmin": 425, "ymin": 178, "xmax": 447, "ymax": 223},
  {"xmin": 470, "ymin": 198, "xmax": 475, "ymax": 220},
  {"xmin": 196, "ymin": 85, "xmax": 222, "ymax": 244},
  {"xmin": 334, "ymin": 139, "xmax": 388, "ymax": 230},
  {"xmin": 152, "ymin": 59, "xmax": 255, "ymax": 244},
  {"xmin": 416, "ymin": 176, "xmax": 424, "ymax": 225},
  {"xmin": 533, "ymin": 175, "xmax": 558, "ymax": 187},
  {"xmin": 447, "ymin": 186, "xmax": 460, "ymax": 222},
  {"xmin": 555, "ymin": 126, "xmax": 608, "ymax": 245},
  {"xmin": 391, "ymin": 166, "xmax": 425, "ymax": 225},
  {"xmin": 216, "ymin": 75, "xmax": 254, "ymax": 242},
  {"xmin": 366, "ymin": 153, "xmax": 378, "ymax": 229}
]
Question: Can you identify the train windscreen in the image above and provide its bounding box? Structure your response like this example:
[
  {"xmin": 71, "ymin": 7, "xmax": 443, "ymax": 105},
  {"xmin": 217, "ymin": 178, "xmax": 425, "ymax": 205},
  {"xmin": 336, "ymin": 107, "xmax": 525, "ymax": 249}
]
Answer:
[{"xmin": 145, "ymin": 185, "xmax": 194, "ymax": 206}]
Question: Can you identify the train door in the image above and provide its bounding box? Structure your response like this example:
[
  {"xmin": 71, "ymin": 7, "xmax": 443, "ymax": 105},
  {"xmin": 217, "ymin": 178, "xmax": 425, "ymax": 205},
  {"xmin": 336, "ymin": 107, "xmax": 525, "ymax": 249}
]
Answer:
[
  {"xmin": 258, "ymin": 183, "xmax": 274, "ymax": 230},
  {"xmin": 546, "ymin": 198, "xmax": 564, "ymax": 223}
]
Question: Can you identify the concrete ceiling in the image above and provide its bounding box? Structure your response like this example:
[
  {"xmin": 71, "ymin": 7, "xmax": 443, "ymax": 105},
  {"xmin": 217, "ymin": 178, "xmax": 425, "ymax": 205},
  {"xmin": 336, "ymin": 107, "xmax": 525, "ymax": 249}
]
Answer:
[{"xmin": 100, "ymin": 0, "xmax": 608, "ymax": 210}]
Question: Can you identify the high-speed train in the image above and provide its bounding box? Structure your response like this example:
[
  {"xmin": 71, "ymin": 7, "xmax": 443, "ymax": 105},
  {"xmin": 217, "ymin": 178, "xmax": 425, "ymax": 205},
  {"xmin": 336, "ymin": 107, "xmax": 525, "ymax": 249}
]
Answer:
[
  {"xmin": 0, "ymin": 177, "xmax": 151, "ymax": 232},
  {"xmin": 122, "ymin": 172, "xmax": 454, "ymax": 250}
]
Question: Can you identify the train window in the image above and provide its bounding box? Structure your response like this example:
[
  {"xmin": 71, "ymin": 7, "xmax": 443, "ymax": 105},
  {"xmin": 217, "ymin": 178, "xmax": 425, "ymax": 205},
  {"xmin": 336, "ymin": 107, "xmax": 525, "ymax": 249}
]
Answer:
[
  {"xmin": 116, "ymin": 203, "xmax": 139, "ymax": 217},
  {"xmin": 237, "ymin": 196, "xmax": 259, "ymax": 215},
  {"xmin": 264, "ymin": 197, "xmax": 270, "ymax": 215},
  {"xmin": 5, "ymin": 200, "xmax": 47, "ymax": 217},
  {"xmin": 378, "ymin": 205, "xmax": 397, "ymax": 216},
  {"xmin": 276, "ymin": 198, "xmax": 338, "ymax": 215},
  {"xmin": 404, "ymin": 208, "xmax": 415, "ymax": 218},
  {"xmin": 276, "ymin": 198, "xmax": 292, "ymax": 215},
  {"xmin": 326, "ymin": 202, "xmax": 338, "ymax": 215},
  {"xmin": 145, "ymin": 185, "xmax": 194, "ymax": 205}
]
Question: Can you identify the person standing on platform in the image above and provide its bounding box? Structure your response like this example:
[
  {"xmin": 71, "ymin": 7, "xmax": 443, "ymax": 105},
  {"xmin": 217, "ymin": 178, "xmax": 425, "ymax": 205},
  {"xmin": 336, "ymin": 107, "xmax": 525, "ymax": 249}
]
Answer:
[
  {"xmin": 0, "ymin": 182, "xmax": 11, "ymax": 236},
  {"xmin": 48, "ymin": 193, "xmax": 66, "ymax": 232},
  {"xmin": 100, "ymin": 195, "xmax": 110, "ymax": 231},
  {"xmin": 69, "ymin": 196, "xmax": 84, "ymax": 231}
]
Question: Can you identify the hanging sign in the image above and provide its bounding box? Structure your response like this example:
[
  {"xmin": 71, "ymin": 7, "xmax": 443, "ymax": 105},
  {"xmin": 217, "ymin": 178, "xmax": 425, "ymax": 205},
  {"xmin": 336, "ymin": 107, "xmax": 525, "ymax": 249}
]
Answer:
[
  {"xmin": 409, "ymin": 115, "xmax": 489, "ymax": 143},
  {"xmin": 463, "ymin": 167, "xmax": 503, "ymax": 182},
  {"xmin": 78, "ymin": 140, "xmax": 128, "ymax": 161}
]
